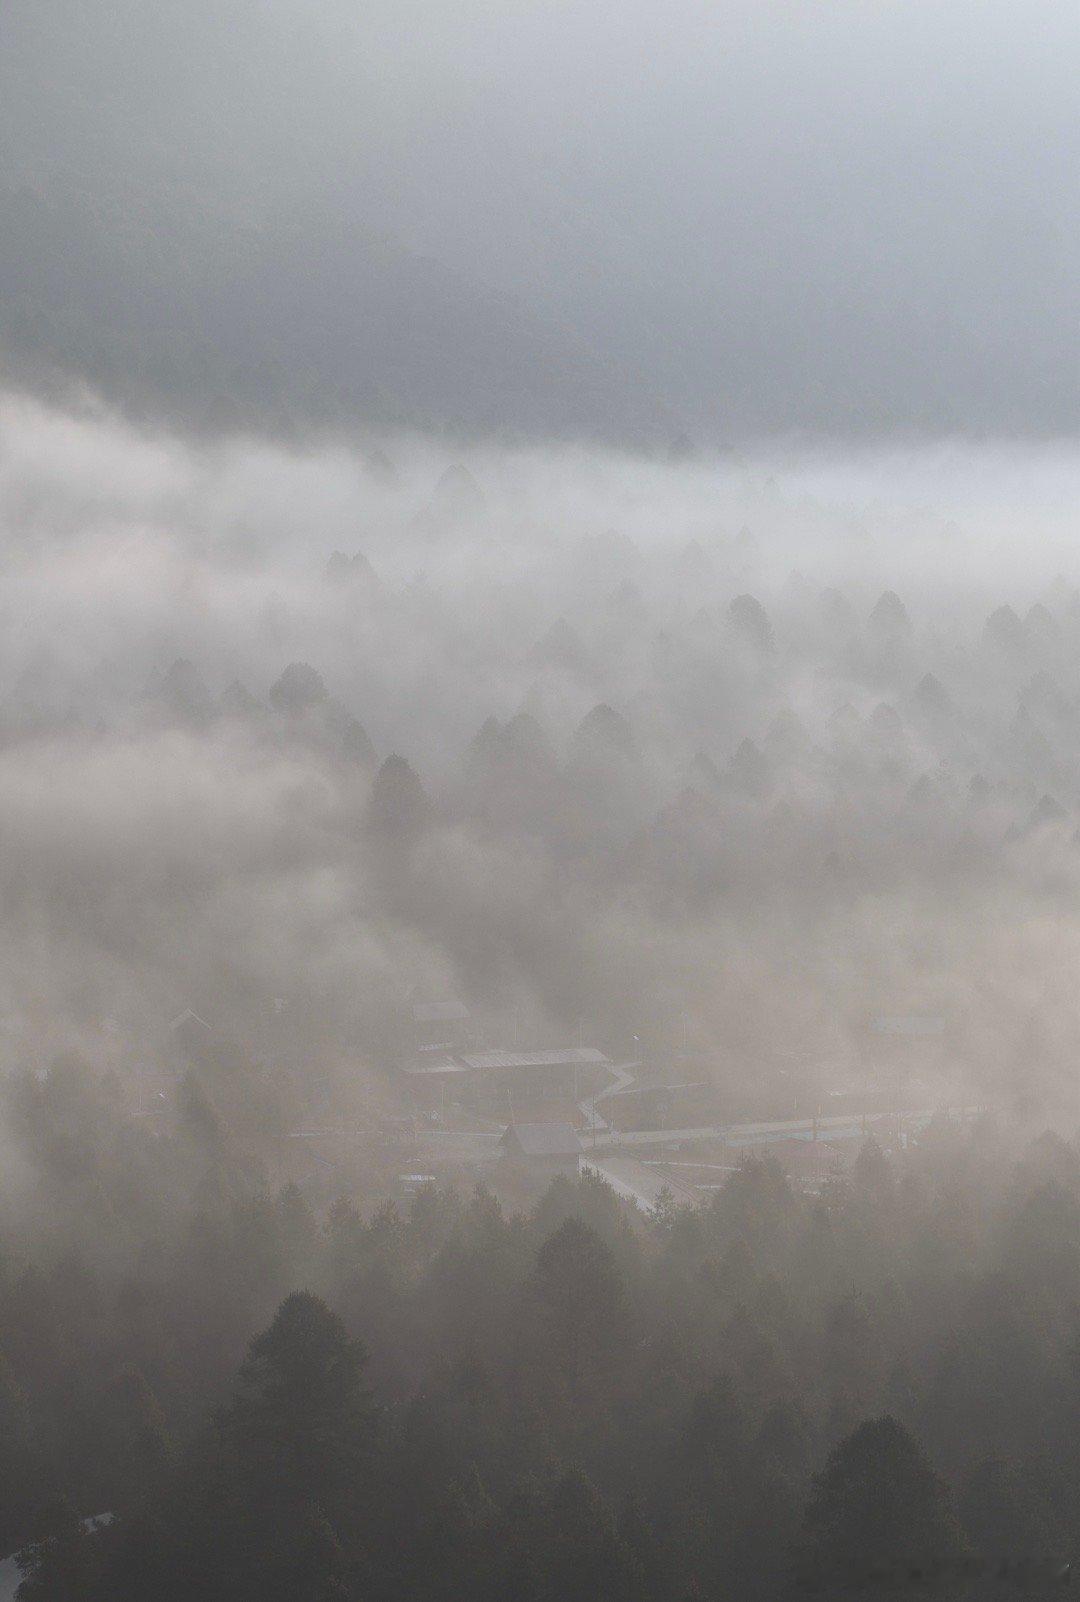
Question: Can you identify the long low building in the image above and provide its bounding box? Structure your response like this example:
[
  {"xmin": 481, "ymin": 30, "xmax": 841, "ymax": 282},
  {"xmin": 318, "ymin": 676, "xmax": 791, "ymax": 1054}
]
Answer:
[
  {"xmin": 580, "ymin": 1154, "xmax": 697, "ymax": 1213},
  {"xmin": 402, "ymin": 1046, "xmax": 612, "ymax": 1111}
]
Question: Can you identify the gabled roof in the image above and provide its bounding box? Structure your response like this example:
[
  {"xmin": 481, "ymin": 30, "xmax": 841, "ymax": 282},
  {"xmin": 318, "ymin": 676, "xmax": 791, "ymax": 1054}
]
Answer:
[
  {"xmin": 169, "ymin": 1009, "xmax": 211, "ymax": 1034},
  {"xmin": 501, "ymin": 1122, "xmax": 583, "ymax": 1158}
]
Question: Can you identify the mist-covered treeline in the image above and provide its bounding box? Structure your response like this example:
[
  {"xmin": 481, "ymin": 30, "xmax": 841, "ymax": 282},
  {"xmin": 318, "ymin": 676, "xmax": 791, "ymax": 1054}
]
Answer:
[
  {"xmin": 3, "ymin": 0, "xmax": 1076, "ymax": 1593},
  {"xmin": 0, "ymin": 396, "xmax": 1079, "ymax": 1117},
  {"xmin": 10, "ymin": 1109, "xmax": 1080, "ymax": 1598},
  {"xmin": 1, "ymin": 394, "xmax": 1080, "ymax": 1594}
]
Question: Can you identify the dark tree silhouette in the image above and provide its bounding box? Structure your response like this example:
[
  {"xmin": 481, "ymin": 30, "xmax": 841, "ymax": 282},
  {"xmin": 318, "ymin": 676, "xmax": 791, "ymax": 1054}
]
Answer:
[{"xmin": 794, "ymin": 1415, "xmax": 969, "ymax": 1591}]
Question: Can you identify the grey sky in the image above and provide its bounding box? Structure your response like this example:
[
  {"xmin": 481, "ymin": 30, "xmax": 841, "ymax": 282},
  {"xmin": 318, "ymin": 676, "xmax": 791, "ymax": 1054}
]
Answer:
[{"xmin": 1, "ymin": 0, "xmax": 1076, "ymax": 439}]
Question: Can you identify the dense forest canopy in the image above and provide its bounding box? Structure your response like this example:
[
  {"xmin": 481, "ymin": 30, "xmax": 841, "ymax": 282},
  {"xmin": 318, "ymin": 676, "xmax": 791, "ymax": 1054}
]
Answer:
[
  {"xmin": 0, "ymin": 395, "xmax": 1076, "ymax": 1596},
  {"xmin": 7, "ymin": 1092, "xmax": 1080, "ymax": 1599},
  {"xmin": 0, "ymin": 403, "xmax": 1076, "ymax": 1117}
]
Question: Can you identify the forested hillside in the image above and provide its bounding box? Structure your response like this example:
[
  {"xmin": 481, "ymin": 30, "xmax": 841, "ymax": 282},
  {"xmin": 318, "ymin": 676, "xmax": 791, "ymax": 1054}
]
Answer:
[{"xmin": 3, "ymin": 1047, "xmax": 1079, "ymax": 1598}]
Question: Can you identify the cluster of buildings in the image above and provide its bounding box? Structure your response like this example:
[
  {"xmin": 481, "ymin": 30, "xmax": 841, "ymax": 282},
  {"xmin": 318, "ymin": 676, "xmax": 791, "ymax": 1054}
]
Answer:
[
  {"xmin": 395, "ymin": 999, "xmax": 970, "ymax": 1213},
  {"xmin": 403, "ymin": 1041, "xmax": 613, "ymax": 1116},
  {"xmin": 399, "ymin": 996, "xmax": 737, "ymax": 1208}
]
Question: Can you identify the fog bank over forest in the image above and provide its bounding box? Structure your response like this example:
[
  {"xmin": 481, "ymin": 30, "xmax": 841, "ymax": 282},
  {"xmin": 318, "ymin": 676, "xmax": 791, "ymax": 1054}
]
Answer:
[
  {"xmin": 6, "ymin": 1, "xmax": 1080, "ymax": 1594},
  {"xmin": 1, "ymin": 390, "xmax": 1079, "ymax": 1155}
]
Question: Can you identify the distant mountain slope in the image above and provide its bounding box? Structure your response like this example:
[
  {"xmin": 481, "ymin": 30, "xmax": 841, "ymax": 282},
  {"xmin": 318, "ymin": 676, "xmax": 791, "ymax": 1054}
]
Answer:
[
  {"xmin": 0, "ymin": 181, "xmax": 676, "ymax": 445},
  {"xmin": 5, "ymin": 0, "xmax": 1071, "ymax": 442},
  {"xmin": 0, "ymin": 0, "xmax": 676, "ymax": 444}
]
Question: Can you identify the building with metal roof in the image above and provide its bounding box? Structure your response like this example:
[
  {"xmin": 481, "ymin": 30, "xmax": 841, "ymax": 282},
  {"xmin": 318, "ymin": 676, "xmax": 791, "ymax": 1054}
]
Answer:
[{"xmin": 402, "ymin": 1046, "xmax": 612, "ymax": 1113}]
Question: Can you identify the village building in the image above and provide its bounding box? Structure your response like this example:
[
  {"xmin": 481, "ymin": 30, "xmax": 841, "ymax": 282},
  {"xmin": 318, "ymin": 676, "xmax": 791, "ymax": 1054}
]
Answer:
[
  {"xmin": 457, "ymin": 1047, "xmax": 610, "ymax": 1109},
  {"xmin": 600, "ymin": 1073, "xmax": 716, "ymax": 1132},
  {"xmin": 580, "ymin": 1153, "xmax": 697, "ymax": 1213},
  {"xmin": 401, "ymin": 1045, "xmax": 612, "ymax": 1115}
]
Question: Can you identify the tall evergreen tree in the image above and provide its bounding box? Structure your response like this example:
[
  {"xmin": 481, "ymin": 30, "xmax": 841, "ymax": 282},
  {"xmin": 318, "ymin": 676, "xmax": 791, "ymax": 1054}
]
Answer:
[
  {"xmin": 794, "ymin": 1416, "xmax": 970, "ymax": 1591},
  {"xmin": 220, "ymin": 1291, "xmax": 377, "ymax": 1528}
]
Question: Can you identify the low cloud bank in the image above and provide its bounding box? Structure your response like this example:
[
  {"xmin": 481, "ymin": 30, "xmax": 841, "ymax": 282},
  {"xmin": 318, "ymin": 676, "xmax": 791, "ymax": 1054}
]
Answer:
[{"xmin": 0, "ymin": 391, "xmax": 1078, "ymax": 1141}]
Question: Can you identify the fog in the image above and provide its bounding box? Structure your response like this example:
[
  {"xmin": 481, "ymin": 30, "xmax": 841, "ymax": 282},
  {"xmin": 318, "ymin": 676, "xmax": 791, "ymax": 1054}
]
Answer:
[
  {"xmin": 6, "ymin": 7, "xmax": 1080, "ymax": 1592},
  {"xmin": 1, "ymin": 390, "xmax": 1079, "ymax": 1153}
]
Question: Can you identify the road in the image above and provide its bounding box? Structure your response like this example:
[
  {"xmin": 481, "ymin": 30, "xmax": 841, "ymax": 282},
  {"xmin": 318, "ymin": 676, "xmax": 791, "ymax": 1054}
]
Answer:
[
  {"xmin": 575, "ymin": 1107, "xmax": 947, "ymax": 1153},
  {"xmin": 413, "ymin": 1106, "xmax": 973, "ymax": 1159},
  {"xmin": 577, "ymin": 1059, "xmax": 639, "ymax": 1135}
]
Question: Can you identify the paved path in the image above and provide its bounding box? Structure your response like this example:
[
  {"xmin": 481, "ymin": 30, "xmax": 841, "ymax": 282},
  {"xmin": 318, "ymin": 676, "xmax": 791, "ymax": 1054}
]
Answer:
[
  {"xmin": 577, "ymin": 1059, "xmax": 639, "ymax": 1134},
  {"xmin": 412, "ymin": 1106, "xmax": 971, "ymax": 1159},
  {"xmin": 575, "ymin": 1107, "xmax": 946, "ymax": 1152}
]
